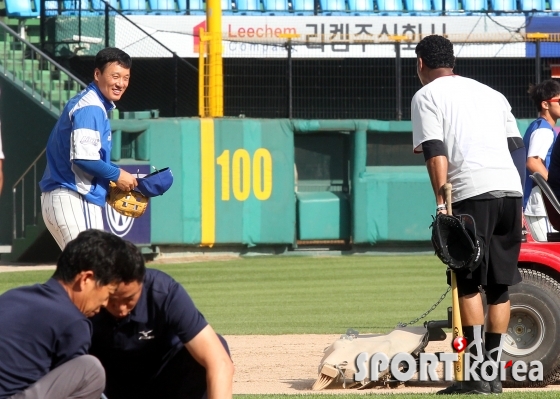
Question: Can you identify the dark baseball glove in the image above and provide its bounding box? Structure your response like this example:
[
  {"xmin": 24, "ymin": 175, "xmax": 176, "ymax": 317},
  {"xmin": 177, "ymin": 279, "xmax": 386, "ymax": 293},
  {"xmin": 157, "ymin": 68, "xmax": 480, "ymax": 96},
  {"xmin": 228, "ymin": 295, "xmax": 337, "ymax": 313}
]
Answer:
[
  {"xmin": 107, "ymin": 182, "xmax": 149, "ymax": 218},
  {"xmin": 430, "ymin": 213, "xmax": 483, "ymax": 272}
]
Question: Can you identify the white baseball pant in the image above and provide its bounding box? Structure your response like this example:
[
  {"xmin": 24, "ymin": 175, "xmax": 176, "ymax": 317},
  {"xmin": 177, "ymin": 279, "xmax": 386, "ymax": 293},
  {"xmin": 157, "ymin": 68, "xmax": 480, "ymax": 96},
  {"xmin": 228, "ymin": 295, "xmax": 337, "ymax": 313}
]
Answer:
[
  {"xmin": 524, "ymin": 214, "xmax": 556, "ymax": 242},
  {"xmin": 41, "ymin": 187, "xmax": 104, "ymax": 250}
]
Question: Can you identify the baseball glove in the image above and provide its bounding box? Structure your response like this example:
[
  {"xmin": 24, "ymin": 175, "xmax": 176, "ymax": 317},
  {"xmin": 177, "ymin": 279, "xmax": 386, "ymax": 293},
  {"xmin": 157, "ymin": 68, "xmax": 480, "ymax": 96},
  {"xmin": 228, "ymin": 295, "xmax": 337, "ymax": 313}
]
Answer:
[
  {"xmin": 430, "ymin": 213, "xmax": 483, "ymax": 272},
  {"xmin": 107, "ymin": 182, "xmax": 149, "ymax": 218}
]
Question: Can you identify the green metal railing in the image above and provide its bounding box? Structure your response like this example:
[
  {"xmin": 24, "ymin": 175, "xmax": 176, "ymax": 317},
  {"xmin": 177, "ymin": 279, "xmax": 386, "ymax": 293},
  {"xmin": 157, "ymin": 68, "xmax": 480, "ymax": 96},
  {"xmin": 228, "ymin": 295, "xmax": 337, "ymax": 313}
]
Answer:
[
  {"xmin": 12, "ymin": 149, "xmax": 45, "ymax": 240},
  {"xmin": 0, "ymin": 20, "xmax": 86, "ymax": 116}
]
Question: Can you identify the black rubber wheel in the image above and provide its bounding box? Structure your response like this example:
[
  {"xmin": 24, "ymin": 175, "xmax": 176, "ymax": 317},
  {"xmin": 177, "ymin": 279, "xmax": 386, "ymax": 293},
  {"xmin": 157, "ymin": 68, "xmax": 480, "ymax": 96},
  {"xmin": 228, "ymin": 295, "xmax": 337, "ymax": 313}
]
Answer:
[{"xmin": 500, "ymin": 268, "xmax": 560, "ymax": 387}]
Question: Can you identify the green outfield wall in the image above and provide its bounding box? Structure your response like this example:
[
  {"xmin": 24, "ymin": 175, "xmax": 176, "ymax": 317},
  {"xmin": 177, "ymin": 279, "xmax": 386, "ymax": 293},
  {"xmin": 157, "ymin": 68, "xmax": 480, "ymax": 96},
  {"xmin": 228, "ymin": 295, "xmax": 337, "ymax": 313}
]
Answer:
[
  {"xmin": 120, "ymin": 117, "xmax": 531, "ymax": 247},
  {"xmin": 132, "ymin": 118, "xmax": 296, "ymax": 246},
  {"xmin": 0, "ymin": 92, "xmax": 533, "ymax": 249}
]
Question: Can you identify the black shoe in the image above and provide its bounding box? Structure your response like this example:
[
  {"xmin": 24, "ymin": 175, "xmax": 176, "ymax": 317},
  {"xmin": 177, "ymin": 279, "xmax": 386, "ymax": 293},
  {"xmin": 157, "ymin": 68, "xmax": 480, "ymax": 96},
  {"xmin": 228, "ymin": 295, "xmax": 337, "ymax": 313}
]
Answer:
[
  {"xmin": 437, "ymin": 380, "xmax": 491, "ymax": 395},
  {"xmin": 489, "ymin": 377, "xmax": 502, "ymax": 394}
]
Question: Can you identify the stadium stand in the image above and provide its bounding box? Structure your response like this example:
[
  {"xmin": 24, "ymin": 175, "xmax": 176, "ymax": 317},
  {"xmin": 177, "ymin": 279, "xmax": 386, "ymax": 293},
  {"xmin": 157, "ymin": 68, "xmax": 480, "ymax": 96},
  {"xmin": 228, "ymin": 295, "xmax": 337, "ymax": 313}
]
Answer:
[
  {"xmin": 292, "ymin": 0, "xmax": 315, "ymax": 14},
  {"xmin": 177, "ymin": 0, "xmax": 205, "ymax": 13},
  {"xmin": 148, "ymin": 0, "xmax": 177, "ymax": 13},
  {"xmin": 404, "ymin": 0, "xmax": 433, "ymax": 14},
  {"xmin": 62, "ymin": 0, "xmax": 96, "ymax": 14},
  {"xmin": 376, "ymin": 0, "xmax": 404, "ymax": 14},
  {"xmin": 237, "ymin": 0, "xmax": 262, "ymax": 13},
  {"xmin": 3, "ymin": 0, "xmax": 554, "ymax": 20},
  {"xmin": 491, "ymin": 0, "xmax": 519, "ymax": 12},
  {"xmin": 91, "ymin": 0, "xmax": 120, "ymax": 12},
  {"xmin": 347, "ymin": 0, "xmax": 374, "ymax": 14},
  {"xmin": 120, "ymin": 0, "xmax": 148, "ymax": 13},
  {"xmin": 222, "ymin": 0, "xmax": 233, "ymax": 12},
  {"xmin": 319, "ymin": 0, "xmax": 347, "ymax": 14},
  {"xmin": 263, "ymin": 0, "xmax": 290, "ymax": 14},
  {"xmin": 33, "ymin": 0, "xmax": 62, "ymax": 14},
  {"xmin": 432, "ymin": 0, "xmax": 462, "ymax": 13},
  {"xmin": 520, "ymin": 0, "xmax": 546, "ymax": 12},
  {"xmin": 5, "ymin": 0, "xmax": 38, "ymax": 16},
  {"xmin": 462, "ymin": 0, "xmax": 489, "ymax": 12}
]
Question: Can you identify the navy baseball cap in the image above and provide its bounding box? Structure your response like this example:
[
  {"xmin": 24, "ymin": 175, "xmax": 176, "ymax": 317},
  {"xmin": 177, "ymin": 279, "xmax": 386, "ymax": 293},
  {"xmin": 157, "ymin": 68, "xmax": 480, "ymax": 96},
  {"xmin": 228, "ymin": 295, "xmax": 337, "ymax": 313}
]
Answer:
[{"xmin": 137, "ymin": 167, "xmax": 173, "ymax": 197}]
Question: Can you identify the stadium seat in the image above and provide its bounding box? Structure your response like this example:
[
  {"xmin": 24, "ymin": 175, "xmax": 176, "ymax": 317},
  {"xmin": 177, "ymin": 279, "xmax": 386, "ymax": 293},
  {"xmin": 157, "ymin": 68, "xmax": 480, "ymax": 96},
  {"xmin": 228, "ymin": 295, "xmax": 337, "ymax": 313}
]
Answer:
[
  {"xmin": 148, "ymin": 0, "xmax": 177, "ymax": 13},
  {"xmin": 348, "ymin": 0, "xmax": 374, "ymax": 14},
  {"xmin": 236, "ymin": 0, "xmax": 261, "ymax": 14},
  {"xmin": 91, "ymin": 0, "xmax": 119, "ymax": 12},
  {"xmin": 263, "ymin": 0, "xmax": 289, "ymax": 14},
  {"xmin": 376, "ymin": 0, "xmax": 404, "ymax": 14},
  {"xmin": 292, "ymin": 0, "xmax": 314, "ymax": 14},
  {"xmin": 520, "ymin": 0, "xmax": 546, "ymax": 12},
  {"xmin": 120, "ymin": 0, "xmax": 148, "ymax": 13},
  {"xmin": 319, "ymin": 0, "xmax": 347, "ymax": 14},
  {"xmin": 222, "ymin": 0, "xmax": 233, "ymax": 13},
  {"xmin": 404, "ymin": 0, "xmax": 432, "ymax": 14},
  {"xmin": 462, "ymin": 0, "xmax": 488, "ymax": 12},
  {"xmin": 62, "ymin": 0, "xmax": 96, "ymax": 14},
  {"xmin": 491, "ymin": 0, "xmax": 519, "ymax": 12},
  {"xmin": 177, "ymin": 0, "xmax": 204, "ymax": 13},
  {"xmin": 433, "ymin": 0, "xmax": 461, "ymax": 13},
  {"xmin": 35, "ymin": 0, "xmax": 61, "ymax": 14},
  {"xmin": 5, "ymin": 0, "xmax": 39, "ymax": 17}
]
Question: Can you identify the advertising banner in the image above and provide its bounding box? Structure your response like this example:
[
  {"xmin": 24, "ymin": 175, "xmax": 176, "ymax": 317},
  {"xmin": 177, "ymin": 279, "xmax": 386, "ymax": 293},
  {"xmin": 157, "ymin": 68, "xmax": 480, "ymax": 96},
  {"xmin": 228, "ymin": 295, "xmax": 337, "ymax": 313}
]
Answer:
[
  {"xmin": 116, "ymin": 14, "xmax": 532, "ymax": 58},
  {"xmin": 102, "ymin": 164, "xmax": 151, "ymax": 244}
]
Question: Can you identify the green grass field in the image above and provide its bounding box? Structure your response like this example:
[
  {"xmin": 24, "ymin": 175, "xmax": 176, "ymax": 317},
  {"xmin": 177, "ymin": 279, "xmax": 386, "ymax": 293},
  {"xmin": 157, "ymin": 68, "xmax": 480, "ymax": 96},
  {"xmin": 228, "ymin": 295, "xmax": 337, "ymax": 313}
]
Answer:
[
  {"xmin": 0, "ymin": 255, "xmax": 450, "ymax": 335},
  {"xmin": 1, "ymin": 255, "xmax": 552, "ymax": 398}
]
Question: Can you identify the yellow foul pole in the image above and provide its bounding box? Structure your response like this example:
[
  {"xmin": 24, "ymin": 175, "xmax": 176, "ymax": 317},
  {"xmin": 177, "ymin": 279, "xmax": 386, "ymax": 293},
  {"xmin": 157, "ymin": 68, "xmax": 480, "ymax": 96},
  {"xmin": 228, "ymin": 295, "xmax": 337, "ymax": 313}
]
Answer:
[
  {"xmin": 198, "ymin": 28, "xmax": 206, "ymax": 117},
  {"xmin": 206, "ymin": 0, "xmax": 223, "ymax": 117}
]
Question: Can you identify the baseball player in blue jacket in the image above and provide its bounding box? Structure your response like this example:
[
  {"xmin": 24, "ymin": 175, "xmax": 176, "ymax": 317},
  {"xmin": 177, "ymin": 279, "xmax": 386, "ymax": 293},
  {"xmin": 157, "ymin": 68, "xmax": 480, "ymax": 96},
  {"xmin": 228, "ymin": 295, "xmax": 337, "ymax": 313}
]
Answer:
[
  {"xmin": 40, "ymin": 47, "xmax": 138, "ymax": 249},
  {"xmin": 522, "ymin": 80, "xmax": 560, "ymax": 241}
]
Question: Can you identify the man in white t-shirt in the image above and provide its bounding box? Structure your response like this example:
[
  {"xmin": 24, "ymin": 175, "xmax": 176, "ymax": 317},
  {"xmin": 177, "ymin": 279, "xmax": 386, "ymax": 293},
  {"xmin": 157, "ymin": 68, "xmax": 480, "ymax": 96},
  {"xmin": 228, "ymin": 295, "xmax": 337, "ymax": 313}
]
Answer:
[
  {"xmin": 523, "ymin": 80, "xmax": 560, "ymax": 241},
  {"xmin": 412, "ymin": 35, "xmax": 524, "ymax": 395}
]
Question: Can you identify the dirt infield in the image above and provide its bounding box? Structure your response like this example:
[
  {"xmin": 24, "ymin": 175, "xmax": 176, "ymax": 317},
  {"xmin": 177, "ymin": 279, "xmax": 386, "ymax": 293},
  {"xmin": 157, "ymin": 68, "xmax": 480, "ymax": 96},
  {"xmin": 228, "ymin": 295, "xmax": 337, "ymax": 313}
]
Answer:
[{"xmin": 227, "ymin": 333, "xmax": 560, "ymax": 395}]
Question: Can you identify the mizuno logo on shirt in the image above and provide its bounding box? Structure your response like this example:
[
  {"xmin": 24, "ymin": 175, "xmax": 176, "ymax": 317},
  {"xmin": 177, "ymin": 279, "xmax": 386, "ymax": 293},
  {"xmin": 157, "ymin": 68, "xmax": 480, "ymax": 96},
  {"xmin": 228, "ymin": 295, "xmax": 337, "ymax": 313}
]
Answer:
[
  {"xmin": 80, "ymin": 136, "xmax": 100, "ymax": 146},
  {"xmin": 139, "ymin": 330, "xmax": 155, "ymax": 340}
]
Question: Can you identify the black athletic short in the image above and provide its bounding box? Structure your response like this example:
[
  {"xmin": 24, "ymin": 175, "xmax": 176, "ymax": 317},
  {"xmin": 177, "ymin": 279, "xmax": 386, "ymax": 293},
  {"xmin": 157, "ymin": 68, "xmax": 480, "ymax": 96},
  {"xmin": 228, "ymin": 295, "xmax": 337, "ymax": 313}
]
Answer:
[{"xmin": 452, "ymin": 195, "xmax": 522, "ymax": 287}]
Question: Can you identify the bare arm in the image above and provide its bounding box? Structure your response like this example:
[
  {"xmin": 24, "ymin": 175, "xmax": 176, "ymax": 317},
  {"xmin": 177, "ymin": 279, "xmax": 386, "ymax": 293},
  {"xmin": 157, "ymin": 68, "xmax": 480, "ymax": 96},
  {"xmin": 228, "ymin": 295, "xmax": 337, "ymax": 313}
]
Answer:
[
  {"xmin": 184, "ymin": 325, "xmax": 234, "ymax": 399},
  {"xmin": 426, "ymin": 155, "xmax": 448, "ymax": 213},
  {"xmin": 115, "ymin": 169, "xmax": 138, "ymax": 191},
  {"xmin": 526, "ymin": 156, "xmax": 548, "ymax": 180}
]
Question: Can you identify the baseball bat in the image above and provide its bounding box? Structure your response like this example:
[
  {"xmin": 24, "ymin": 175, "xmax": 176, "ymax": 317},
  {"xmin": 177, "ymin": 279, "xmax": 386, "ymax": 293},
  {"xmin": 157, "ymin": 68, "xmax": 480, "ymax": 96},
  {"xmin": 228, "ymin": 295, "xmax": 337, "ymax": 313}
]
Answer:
[{"xmin": 444, "ymin": 182, "xmax": 464, "ymax": 382}]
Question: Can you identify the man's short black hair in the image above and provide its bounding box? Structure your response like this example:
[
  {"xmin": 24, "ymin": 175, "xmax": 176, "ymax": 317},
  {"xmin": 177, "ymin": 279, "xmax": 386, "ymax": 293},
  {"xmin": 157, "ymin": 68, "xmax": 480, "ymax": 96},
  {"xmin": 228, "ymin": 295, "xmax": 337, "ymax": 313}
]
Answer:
[
  {"xmin": 415, "ymin": 35, "xmax": 455, "ymax": 70},
  {"xmin": 94, "ymin": 47, "xmax": 132, "ymax": 73},
  {"xmin": 528, "ymin": 79, "xmax": 560, "ymax": 111},
  {"xmin": 53, "ymin": 229, "xmax": 146, "ymax": 286}
]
